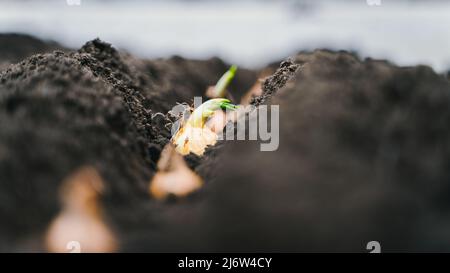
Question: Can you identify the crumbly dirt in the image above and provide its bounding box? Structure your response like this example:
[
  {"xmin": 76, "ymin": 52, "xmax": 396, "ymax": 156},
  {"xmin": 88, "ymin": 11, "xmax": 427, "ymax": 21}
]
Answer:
[
  {"xmin": 1, "ymin": 35, "xmax": 450, "ymax": 252},
  {"xmin": 0, "ymin": 35, "xmax": 258, "ymax": 251},
  {"xmin": 0, "ymin": 33, "xmax": 66, "ymax": 71},
  {"xmin": 161, "ymin": 50, "xmax": 450, "ymax": 252}
]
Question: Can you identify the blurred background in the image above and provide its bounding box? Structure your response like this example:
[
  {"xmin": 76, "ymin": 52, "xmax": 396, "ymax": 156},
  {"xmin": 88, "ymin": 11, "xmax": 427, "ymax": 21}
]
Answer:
[{"xmin": 0, "ymin": 0, "xmax": 450, "ymax": 71}]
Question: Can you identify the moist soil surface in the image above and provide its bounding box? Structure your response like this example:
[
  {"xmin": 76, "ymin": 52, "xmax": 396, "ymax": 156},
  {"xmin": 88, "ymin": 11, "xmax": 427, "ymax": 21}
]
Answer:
[{"xmin": 1, "ymin": 34, "xmax": 450, "ymax": 252}]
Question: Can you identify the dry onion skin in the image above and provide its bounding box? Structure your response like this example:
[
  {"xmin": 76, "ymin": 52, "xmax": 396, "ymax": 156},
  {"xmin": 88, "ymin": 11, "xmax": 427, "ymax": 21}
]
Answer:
[
  {"xmin": 172, "ymin": 98, "xmax": 237, "ymax": 156},
  {"xmin": 45, "ymin": 167, "xmax": 118, "ymax": 253},
  {"xmin": 152, "ymin": 97, "xmax": 237, "ymax": 199},
  {"xmin": 150, "ymin": 144, "xmax": 203, "ymax": 200}
]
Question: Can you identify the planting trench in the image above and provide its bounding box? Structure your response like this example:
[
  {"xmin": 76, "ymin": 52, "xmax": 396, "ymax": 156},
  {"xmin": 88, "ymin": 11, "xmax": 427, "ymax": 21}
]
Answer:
[{"xmin": 1, "ymin": 35, "xmax": 450, "ymax": 252}]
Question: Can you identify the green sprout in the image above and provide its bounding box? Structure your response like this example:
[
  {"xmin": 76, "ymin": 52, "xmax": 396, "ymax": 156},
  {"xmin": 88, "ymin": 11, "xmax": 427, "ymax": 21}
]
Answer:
[
  {"xmin": 187, "ymin": 98, "xmax": 237, "ymax": 128},
  {"xmin": 210, "ymin": 65, "xmax": 238, "ymax": 98}
]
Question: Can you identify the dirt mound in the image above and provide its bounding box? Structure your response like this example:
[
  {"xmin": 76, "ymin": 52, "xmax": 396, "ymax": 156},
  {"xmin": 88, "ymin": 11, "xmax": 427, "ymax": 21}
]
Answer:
[
  {"xmin": 0, "ymin": 46, "xmax": 155, "ymax": 250},
  {"xmin": 153, "ymin": 50, "xmax": 450, "ymax": 252},
  {"xmin": 0, "ymin": 33, "xmax": 66, "ymax": 71},
  {"xmin": 2, "ymin": 35, "xmax": 450, "ymax": 252},
  {"xmin": 0, "ymin": 37, "xmax": 257, "ymax": 251}
]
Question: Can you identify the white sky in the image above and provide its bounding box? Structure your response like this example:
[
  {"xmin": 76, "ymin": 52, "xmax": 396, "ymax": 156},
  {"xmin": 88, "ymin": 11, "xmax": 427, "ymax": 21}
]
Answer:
[{"xmin": 1, "ymin": 0, "xmax": 449, "ymax": 71}]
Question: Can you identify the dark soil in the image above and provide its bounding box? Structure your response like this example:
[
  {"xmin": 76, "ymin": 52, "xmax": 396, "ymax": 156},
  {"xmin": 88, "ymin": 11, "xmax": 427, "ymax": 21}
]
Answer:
[
  {"xmin": 1, "ymin": 34, "xmax": 450, "ymax": 252},
  {"xmin": 167, "ymin": 50, "xmax": 450, "ymax": 252},
  {"xmin": 0, "ymin": 34, "xmax": 66, "ymax": 71},
  {"xmin": 0, "ymin": 35, "xmax": 257, "ymax": 251}
]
